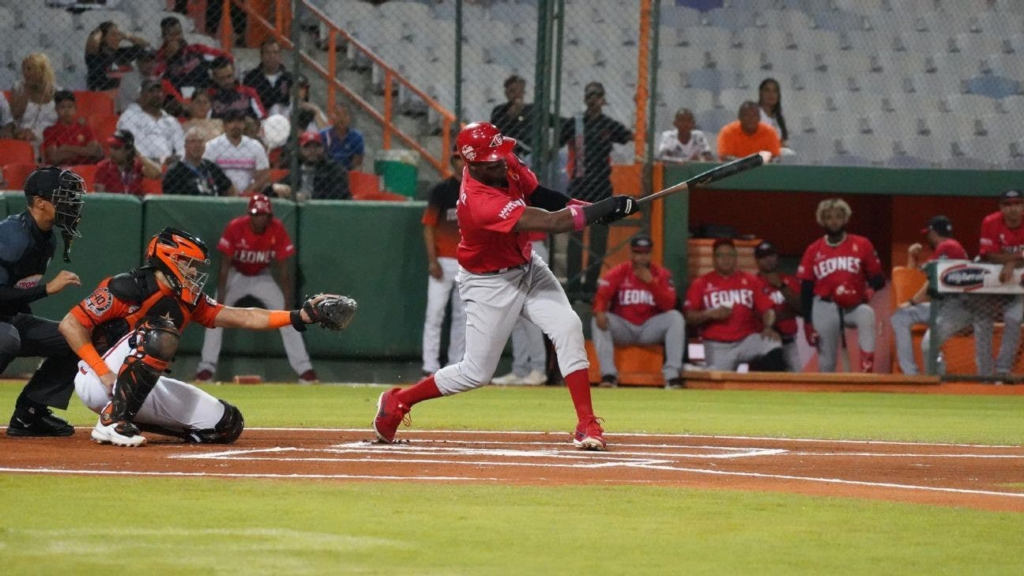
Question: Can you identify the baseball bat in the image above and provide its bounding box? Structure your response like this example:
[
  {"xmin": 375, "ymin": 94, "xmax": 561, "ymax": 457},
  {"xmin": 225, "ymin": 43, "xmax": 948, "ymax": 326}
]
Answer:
[
  {"xmin": 638, "ymin": 151, "xmax": 769, "ymax": 205},
  {"xmin": 838, "ymin": 306, "xmax": 852, "ymax": 372}
]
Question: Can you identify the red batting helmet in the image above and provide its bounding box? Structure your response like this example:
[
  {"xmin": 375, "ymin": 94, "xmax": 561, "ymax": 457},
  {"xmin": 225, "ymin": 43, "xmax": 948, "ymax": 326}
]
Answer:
[
  {"xmin": 832, "ymin": 281, "xmax": 863, "ymax": 309},
  {"xmin": 455, "ymin": 122, "xmax": 516, "ymax": 164},
  {"xmin": 248, "ymin": 193, "xmax": 272, "ymax": 215}
]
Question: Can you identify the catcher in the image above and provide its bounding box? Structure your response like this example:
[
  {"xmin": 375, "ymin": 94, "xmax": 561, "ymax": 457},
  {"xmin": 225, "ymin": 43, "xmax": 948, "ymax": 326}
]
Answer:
[{"xmin": 59, "ymin": 227, "xmax": 355, "ymax": 447}]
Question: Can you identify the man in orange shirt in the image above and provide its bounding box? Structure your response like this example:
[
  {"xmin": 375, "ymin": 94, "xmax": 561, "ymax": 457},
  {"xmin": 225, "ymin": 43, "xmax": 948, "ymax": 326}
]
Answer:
[{"xmin": 717, "ymin": 101, "xmax": 781, "ymax": 162}]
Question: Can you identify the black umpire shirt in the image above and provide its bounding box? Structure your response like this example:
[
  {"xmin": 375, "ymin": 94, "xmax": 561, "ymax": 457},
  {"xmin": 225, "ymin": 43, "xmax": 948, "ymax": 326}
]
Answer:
[
  {"xmin": 0, "ymin": 212, "xmax": 56, "ymax": 318},
  {"xmin": 559, "ymin": 113, "xmax": 633, "ymax": 201}
]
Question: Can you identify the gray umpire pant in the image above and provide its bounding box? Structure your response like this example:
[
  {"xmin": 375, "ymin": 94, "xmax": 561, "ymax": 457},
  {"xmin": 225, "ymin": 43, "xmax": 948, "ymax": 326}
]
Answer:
[
  {"xmin": 590, "ymin": 310, "xmax": 685, "ymax": 381},
  {"xmin": 198, "ymin": 268, "xmax": 313, "ymax": 375},
  {"xmin": 972, "ymin": 295, "xmax": 1023, "ymax": 376},
  {"xmin": 704, "ymin": 333, "xmax": 781, "ymax": 371},
  {"xmin": 811, "ymin": 297, "xmax": 876, "ymax": 373},
  {"xmin": 508, "ymin": 241, "xmax": 549, "ymax": 376}
]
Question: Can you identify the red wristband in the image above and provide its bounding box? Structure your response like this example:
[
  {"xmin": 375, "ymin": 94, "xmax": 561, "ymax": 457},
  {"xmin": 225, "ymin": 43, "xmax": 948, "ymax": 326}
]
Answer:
[{"xmin": 568, "ymin": 205, "xmax": 586, "ymax": 231}]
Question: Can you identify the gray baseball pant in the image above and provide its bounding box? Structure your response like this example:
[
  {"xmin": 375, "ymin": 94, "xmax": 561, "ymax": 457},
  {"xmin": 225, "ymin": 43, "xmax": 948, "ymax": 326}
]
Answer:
[
  {"xmin": 972, "ymin": 295, "xmax": 1023, "ymax": 376},
  {"xmin": 509, "ymin": 241, "xmax": 549, "ymax": 376},
  {"xmin": 590, "ymin": 310, "xmax": 685, "ymax": 381},
  {"xmin": 890, "ymin": 303, "xmax": 930, "ymax": 375},
  {"xmin": 704, "ymin": 333, "xmax": 782, "ymax": 371},
  {"xmin": 812, "ymin": 297, "xmax": 875, "ymax": 373},
  {"xmin": 198, "ymin": 268, "xmax": 313, "ymax": 375}
]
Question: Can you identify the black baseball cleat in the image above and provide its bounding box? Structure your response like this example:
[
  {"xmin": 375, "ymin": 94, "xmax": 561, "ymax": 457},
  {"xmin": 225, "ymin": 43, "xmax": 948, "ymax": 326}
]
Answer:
[
  {"xmin": 7, "ymin": 405, "xmax": 75, "ymax": 437},
  {"xmin": 665, "ymin": 378, "xmax": 686, "ymax": 390}
]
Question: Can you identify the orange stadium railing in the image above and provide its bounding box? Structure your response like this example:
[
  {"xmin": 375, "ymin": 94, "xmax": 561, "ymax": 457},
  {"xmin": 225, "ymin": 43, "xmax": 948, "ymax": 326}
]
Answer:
[{"xmin": 220, "ymin": 0, "xmax": 455, "ymax": 177}]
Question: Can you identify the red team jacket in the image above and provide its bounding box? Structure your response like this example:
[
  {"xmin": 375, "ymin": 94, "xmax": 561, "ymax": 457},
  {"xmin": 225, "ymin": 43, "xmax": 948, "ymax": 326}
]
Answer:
[
  {"xmin": 928, "ymin": 238, "xmax": 968, "ymax": 262},
  {"xmin": 754, "ymin": 272, "xmax": 800, "ymax": 338},
  {"xmin": 456, "ymin": 156, "xmax": 539, "ymax": 274},
  {"xmin": 593, "ymin": 262, "xmax": 677, "ymax": 326},
  {"xmin": 685, "ymin": 270, "xmax": 773, "ymax": 342},
  {"xmin": 217, "ymin": 216, "xmax": 296, "ymax": 276},
  {"xmin": 979, "ymin": 212, "xmax": 1024, "ymax": 257},
  {"xmin": 797, "ymin": 234, "xmax": 883, "ymax": 301}
]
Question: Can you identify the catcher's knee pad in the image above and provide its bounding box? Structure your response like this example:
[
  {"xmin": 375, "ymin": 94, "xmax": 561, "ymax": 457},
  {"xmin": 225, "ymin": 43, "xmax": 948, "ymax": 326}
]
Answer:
[
  {"xmin": 188, "ymin": 400, "xmax": 245, "ymax": 444},
  {"xmin": 109, "ymin": 317, "xmax": 180, "ymax": 423}
]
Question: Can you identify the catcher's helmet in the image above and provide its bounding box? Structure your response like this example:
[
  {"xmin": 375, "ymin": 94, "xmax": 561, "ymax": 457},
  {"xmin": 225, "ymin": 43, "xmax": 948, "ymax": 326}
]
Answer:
[
  {"xmin": 146, "ymin": 227, "xmax": 210, "ymax": 305},
  {"xmin": 455, "ymin": 122, "xmax": 515, "ymax": 164},
  {"xmin": 832, "ymin": 280, "xmax": 863, "ymax": 309},
  {"xmin": 24, "ymin": 166, "xmax": 85, "ymax": 238}
]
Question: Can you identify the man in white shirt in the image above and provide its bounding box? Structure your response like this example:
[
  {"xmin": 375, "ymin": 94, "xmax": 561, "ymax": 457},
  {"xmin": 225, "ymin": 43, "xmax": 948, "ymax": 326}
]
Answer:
[
  {"xmin": 203, "ymin": 109, "xmax": 271, "ymax": 195},
  {"xmin": 655, "ymin": 108, "xmax": 713, "ymax": 163},
  {"xmin": 116, "ymin": 79, "xmax": 185, "ymax": 164}
]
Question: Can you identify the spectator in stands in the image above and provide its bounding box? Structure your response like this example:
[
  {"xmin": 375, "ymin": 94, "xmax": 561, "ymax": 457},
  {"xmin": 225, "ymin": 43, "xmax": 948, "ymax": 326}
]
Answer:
[
  {"xmin": 684, "ymin": 238, "xmax": 785, "ymax": 372},
  {"xmin": 85, "ymin": 20, "xmax": 151, "ymax": 92},
  {"xmin": 890, "ymin": 216, "xmax": 968, "ymax": 375},
  {"xmin": 181, "ymin": 90, "xmax": 224, "ymax": 139},
  {"xmin": 591, "ymin": 235, "xmax": 686, "ymax": 389},
  {"xmin": 203, "ymin": 109, "xmax": 273, "ymax": 196},
  {"xmin": 293, "ymin": 75, "xmax": 330, "ymax": 132},
  {"xmin": 490, "ymin": 75, "xmax": 534, "ymax": 157},
  {"xmin": 242, "ymin": 39, "xmax": 293, "ymax": 118},
  {"xmin": 290, "ymin": 131, "xmax": 350, "ymax": 201},
  {"xmin": 42, "ymin": 91, "xmax": 103, "ymax": 166},
  {"xmin": 320, "ymin": 102, "xmax": 364, "ymax": 170},
  {"xmin": 757, "ymin": 78, "xmax": 788, "ymax": 147},
  {"xmin": 656, "ymin": 108, "xmax": 713, "ymax": 163},
  {"xmin": 559, "ymin": 81, "xmax": 633, "ymax": 298},
  {"xmin": 753, "ymin": 241, "xmax": 803, "ymax": 372},
  {"xmin": 10, "ymin": 53, "xmax": 59, "ymax": 144},
  {"xmin": 209, "ymin": 57, "xmax": 266, "ymax": 121},
  {"xmin": 94, "ymin": 129, "xmax": 162, "ymax": 196},
  {"xmin": 158, "ymin": 16, "xmax": 230, "ymax": 109},
  {"xmin": 0, "ymin": 92, "xmax": 15, "ymax": 139},
  {"xmin": 116, "ymin": 48, "xmax": 160, "ymax": 114},
  {"xmin": 117, "ymin": 79, "xmax": 186, "ymax": 164},
  {"xmin": 162, "ymin": 126, "xmax": 236, "ymax": 196},
  {"xmin": 717, "ymin": 101, "xmax": 781, "ymax": 162}
]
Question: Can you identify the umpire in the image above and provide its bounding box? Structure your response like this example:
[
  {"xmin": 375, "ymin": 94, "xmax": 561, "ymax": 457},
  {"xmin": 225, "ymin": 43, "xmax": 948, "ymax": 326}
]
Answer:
[{"xmin": 2, "ymin": 166, "xmax": 86, "ymax": 437}]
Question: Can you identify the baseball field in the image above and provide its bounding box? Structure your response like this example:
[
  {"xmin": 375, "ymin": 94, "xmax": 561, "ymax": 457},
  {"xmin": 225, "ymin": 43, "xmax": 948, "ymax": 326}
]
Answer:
[{"xmin": 1, "ymin": 381, "xmax": 1022, "ymax": 575}]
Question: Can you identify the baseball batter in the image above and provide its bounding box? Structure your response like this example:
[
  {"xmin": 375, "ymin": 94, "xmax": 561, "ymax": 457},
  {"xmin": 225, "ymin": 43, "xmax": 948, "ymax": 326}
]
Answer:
[
  {"xmin": 373, "ymin": 122, "xmax": 639, "ymax": 451},
  {"xmin": 797, "ymin": 199, "xmax": 885, "ymax": 373},
  {"xmin": 196, "ymin": 194, "xmax": 317, "ymax": 383},
  {"xmin": 973, "ymin": 189, "xmax": 1024, "ymax": 378},
  {"xmin": 753, "ymin": 241, "xmax": 803, "ymax": 371},
  {"xmin": 60, "ymin": 227, "xmax": 341, "ymax": 447},
  {"xmin": 684, "ymin": 238, "xmax": 784, "ymax": 371}
]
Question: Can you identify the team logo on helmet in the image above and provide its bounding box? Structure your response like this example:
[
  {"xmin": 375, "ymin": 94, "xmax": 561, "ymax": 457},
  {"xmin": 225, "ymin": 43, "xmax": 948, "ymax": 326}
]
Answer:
[
  {"xmin": 490, "ymin": 134, "xmax": 503, "ymax": 147},
  {"xmin": 461, "ymin": 145, "xmax": 477, "ymax": 161}
]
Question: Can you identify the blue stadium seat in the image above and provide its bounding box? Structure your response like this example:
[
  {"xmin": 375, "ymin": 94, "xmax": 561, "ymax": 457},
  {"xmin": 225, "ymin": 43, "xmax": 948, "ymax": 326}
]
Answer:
[{"xmin": 965, "ymin": 75, "xmax": 1020, "ymax": 99}]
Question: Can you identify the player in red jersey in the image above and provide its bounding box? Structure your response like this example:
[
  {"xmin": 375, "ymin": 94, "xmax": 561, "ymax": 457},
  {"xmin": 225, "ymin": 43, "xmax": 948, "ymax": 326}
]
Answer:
[
  {"xmin": 591, "ymin": 234, "xmax": 686, "ymax": 388},
  {"xmin": 890, "ymin": 215, "xmax": 969, "ymax": 375},
  {"xmin": 372, "ymin": 122, "xmax": 639, "ymax": 451},
  {"xmin": 685, "ymin": 239, "xmax": 784, "ymax": 371},
  {"xmin": 60, "ymin": 227, "xmax": 334, "ymax": 447},
  {"xmin": 797, "ymin": 199, "xmax": 885, "ymax": 373},
  {"xmin": 196, "ymin": 194, "xmax": 316, "ymax": 384},
  {"xmin": 753, "ymin": 241, "xmax": 803, "ymax": 371},
  {"xmin": 974, "ymin": 189, "xmax": 1024, "ymax": 377}
]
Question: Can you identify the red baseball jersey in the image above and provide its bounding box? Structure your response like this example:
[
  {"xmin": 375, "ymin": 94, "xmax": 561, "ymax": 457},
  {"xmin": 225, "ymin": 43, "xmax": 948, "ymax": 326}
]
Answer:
[
  {"xmin": 593, "ymin": 261, "xmax": 677, "ymax": 326},
  {"xmin": 456, "ymin": 155, "xmax": 539, "ymax": 273},
  {"xmin": 685, "ymin": 270, "xmax": 773, "ymax": 342},
  {"xmin": 928, "ymin": 238, "xmax": 968, "ymax": 262},
  {"xmin": 979, "ymin": 211, "xmax": 1024, "ymax": 257},
  {"xmin": 42, "ymin": 122, "xmax": 98, "ymax": 166},
  {"xmin": 797, "ymin": 234, "xmax": 883, "ymax": 299},
  {"xmin": 94, "ymin": 158, "xmax": 145, "ymax": 196},
  {"xmin": 755, "ymin": 272, "xmax": 800, "ymax": 338},
  {"xmin": 217, "ymin": 216, "xmax": 295, "ymax": 276}
]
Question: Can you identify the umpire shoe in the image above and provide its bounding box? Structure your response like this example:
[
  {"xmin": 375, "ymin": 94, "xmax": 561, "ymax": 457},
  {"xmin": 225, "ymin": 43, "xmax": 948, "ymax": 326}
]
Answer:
[
  {"xmin": 373, "ymin": 387, "xmax": 410, "ymax": 444},
  {"xmin": 573, "ymin": 416, "xmax": 607, "ymax": 451},
  {"xmin": 6, "ymin": 405, "xmax": 75, "ymax": 437}
]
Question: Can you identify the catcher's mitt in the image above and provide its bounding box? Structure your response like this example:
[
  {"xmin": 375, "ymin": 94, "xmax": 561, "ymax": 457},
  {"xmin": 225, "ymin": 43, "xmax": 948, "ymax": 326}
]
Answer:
[{"xmin": 302, "ymin": 294, "xmax": 358, "ymax": 330}]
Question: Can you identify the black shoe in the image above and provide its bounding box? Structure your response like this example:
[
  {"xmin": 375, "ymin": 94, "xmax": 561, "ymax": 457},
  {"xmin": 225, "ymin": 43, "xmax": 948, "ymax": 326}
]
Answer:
[
  {"xmin": 7, "ymin": 405, "xmax": 75, "ymax": 437},
  {"xmin": 598, "ymin": 375, "xmax": 618, "ymax": 388},
  {"xmin": 665, "ymin": 378, "xmax": 686, "ymax": 390}
]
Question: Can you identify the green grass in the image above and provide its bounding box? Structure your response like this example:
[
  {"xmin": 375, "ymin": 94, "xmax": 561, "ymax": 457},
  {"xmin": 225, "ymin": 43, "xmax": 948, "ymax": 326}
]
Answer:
[
  {"xmin": 1, "ymin": 476, "xmax": 1022, "ymax": 576},
  {"xmin": 4, "ymin": 381, "xmax": 1021, "ymax": 444},
  {"xmin": 2, "ymin": 381, "xmax": 1022, "ymax": 574}
]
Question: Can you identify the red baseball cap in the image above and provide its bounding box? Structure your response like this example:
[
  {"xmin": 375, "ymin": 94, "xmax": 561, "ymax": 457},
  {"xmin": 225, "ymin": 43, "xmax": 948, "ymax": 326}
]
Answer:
[
  {"xmin": 248, "ymin": 193, "xmax": 272, "ymax": 215},
  {"xmin": 299, "ymin": 131, "xmax": 322, "ymax": 147}
]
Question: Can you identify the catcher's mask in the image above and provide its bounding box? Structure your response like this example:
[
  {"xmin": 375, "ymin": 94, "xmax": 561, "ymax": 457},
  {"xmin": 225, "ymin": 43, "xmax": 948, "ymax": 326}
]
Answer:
[
  {"xmin": 24, "ymin": 166, "xmax": 85, "ymax": 239},
  {"xmin": 147, "ymin": 227, "xmax": 210, "ymax": 305}
]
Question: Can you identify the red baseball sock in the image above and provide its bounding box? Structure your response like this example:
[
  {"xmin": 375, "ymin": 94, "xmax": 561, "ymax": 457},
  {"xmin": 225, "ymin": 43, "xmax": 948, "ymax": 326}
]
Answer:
[
  {"xmin": 396, "ymin": 375, "xmax": 442, "ymax": 407},
  {"xmin": 563, "ymin": 369, "xmax": 595, "ymax": 422}
]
